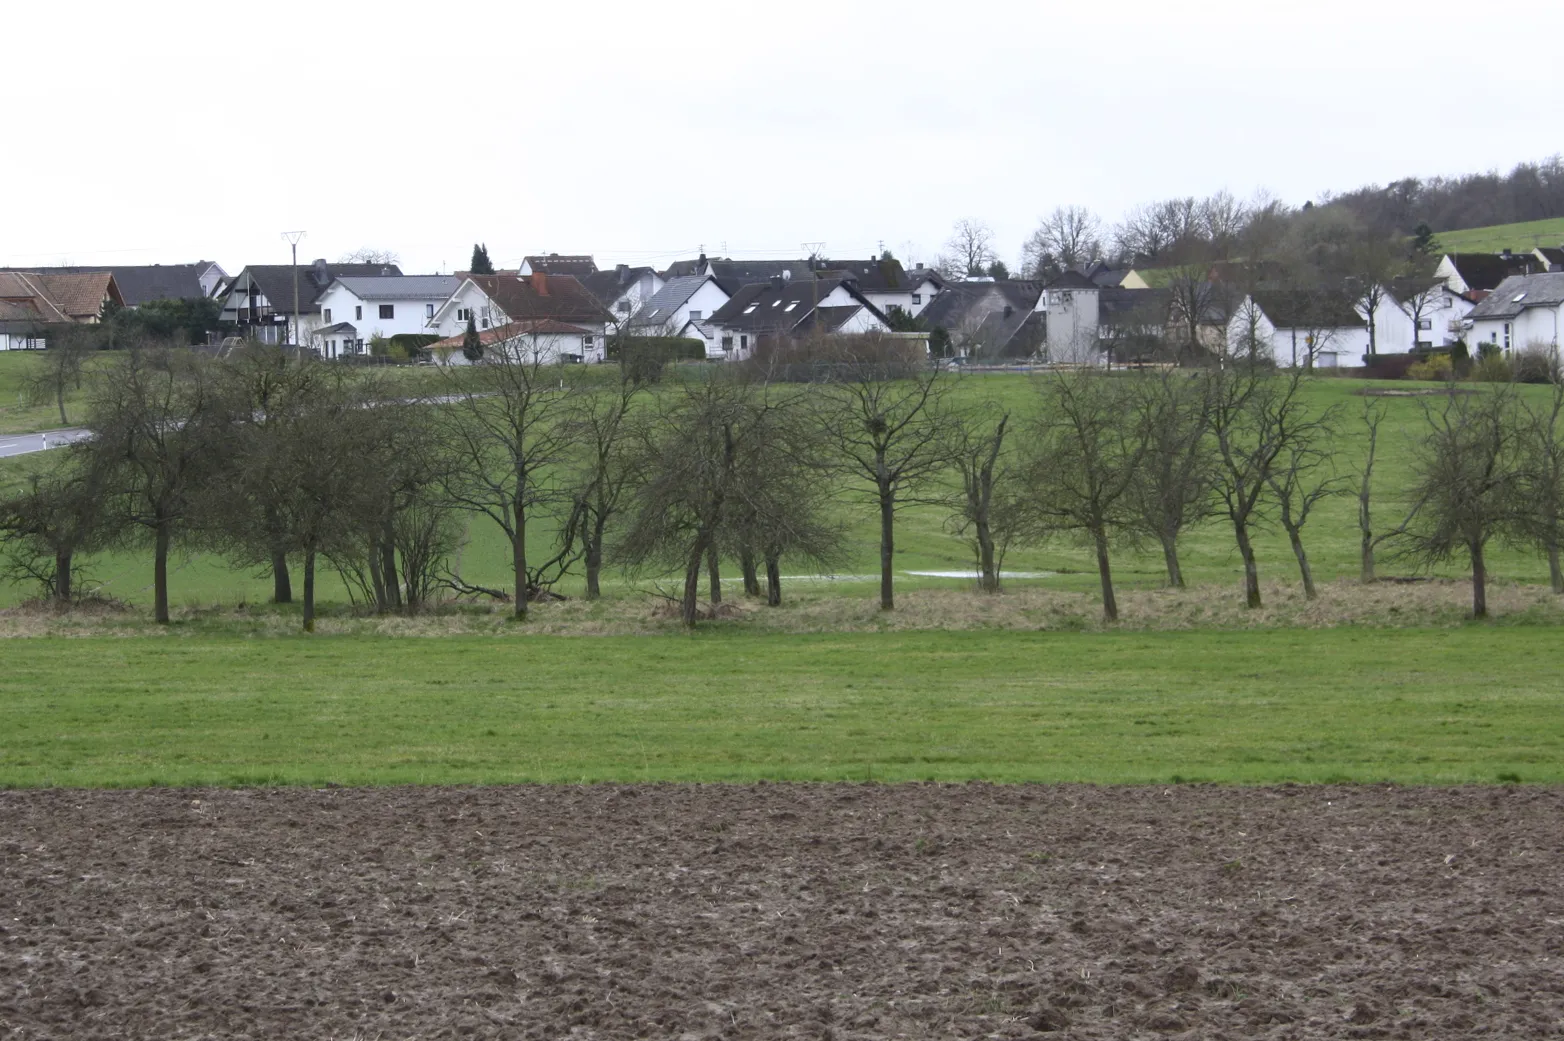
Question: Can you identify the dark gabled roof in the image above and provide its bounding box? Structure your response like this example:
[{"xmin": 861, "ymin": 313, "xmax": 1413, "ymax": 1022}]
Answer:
[
  {"xmin": 523, "ymin": 255, "xmax": 597, "ymax": 276},
  {"xmin": 1445, "ymin": 252, "xmax": 1542, "ymax": 292},
  {"xmin": 920, "ymin": 279, "xmax": 1042, "ymax": 332},
  {"xmin": 1536, "ymin": 246, "xmax": 1564, "ymax": 268},
  {"xmin": 1466, "ymin": 272, "xmax": 1564, "ymax": 321},
  {"xmin": 1383, "ymin": 277, "xmax": 1448, "ymax": 305},
  {"xmin": 1098, "ymin": 287, "xmax": 1171, "ymax": 324},
  {"xmin": 706, "ymin": 278, "xmax": 884, "ymax": 334},
  {"xmin": 1044, "ymin": 270, "xmax": 1099, "ymax": 290},
  {"xmin": 628, "ymin": 275, "xmax": 721, "ymax": 328},
  {"xmin": 1251, "ymin": 289, "xmax": 1363, "ymax": 329},
  {"xmin": 233, "ymin": 263, "xmax": 403, "ymax": 314},
  {"xmin": 812, "ymin": 305, "xmax": 866, "ymax": 333},
  {"xmin": 471, "ymin": 273, "xmax": 616, "ymax": 325},
  {"xmin": 0, "ymin": 264, "xmax": 205, "ymax": 306},
  {"xmin": 579, "ymin": 266, "xmax": 657, "ymax": 306},
  {"xmin": 812, "ymin": 258, "xmax": 912, "ymax": 292},
  {"xmin": 707, "ymin": 259, "xmax": 818, "ymax": 283}
]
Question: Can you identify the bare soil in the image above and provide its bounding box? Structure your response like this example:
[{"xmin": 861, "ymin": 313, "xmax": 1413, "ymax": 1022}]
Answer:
[{"xmin": 2, "ymin": 784, "xmax": 1561, "ymax": 1040}]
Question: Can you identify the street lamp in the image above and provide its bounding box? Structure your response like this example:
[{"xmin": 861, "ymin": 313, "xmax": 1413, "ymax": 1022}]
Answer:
[{"xmin": 282, "ymin": 231, "xmax": 306, "ymax": 346}]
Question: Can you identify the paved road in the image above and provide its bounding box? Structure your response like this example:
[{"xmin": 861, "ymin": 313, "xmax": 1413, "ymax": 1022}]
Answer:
[{"xmin": 0, "ymin": 429, "xmax": 91, "ymax": 459}]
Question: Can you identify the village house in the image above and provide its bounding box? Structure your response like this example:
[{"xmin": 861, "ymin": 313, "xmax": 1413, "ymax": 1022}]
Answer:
[
  {"xmin": 217, "ymin": 259, "xmax": 402, "ymax": 345},
  {"xmin": 1434, "ymin": 250, "xmax": 1544, "ymax": 297},
  {"xmin": 0, "ymin": 271, "xmax": 123, "ymax": 350},
  {"xmin": 1228, "ymin": 289, "xmax": 1367, "ymax": 367},
  {"xmin": 519, "ymin": 254, "xmax": 597, "ymax": 277},
  {"xmin": 579, "ymin": 264, "xmax": 664, "ymax": 325},
  {"xmin": 703, "ymin": 277, "xmax": 892, "ymax": 359},
  {"xmin": 0, "ymin": 262, "xmax": 227, "ymax": 307},
  {"xmin": 1465, "ymin": 272, "xmax": 1564, "ymax": 355},
  {"xmin": 626, "ymin": 275, "xmax": 738, "ymax": 357},
  {"xmin": 921, "ymin": 278, "xmax": 1044, "ymax": 360},
  {"xmin": 311, "ymin": 275, "xmax": 462, "ymax": 358},
  {"xmin": 428, "ymin": 272, "xmax": 616, "ymax": 364}
]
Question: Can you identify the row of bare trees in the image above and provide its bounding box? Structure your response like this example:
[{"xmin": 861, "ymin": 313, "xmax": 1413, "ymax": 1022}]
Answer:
[{"xmin": 5, "ymin": 341, "xmax": 1563, "ymax": 627}]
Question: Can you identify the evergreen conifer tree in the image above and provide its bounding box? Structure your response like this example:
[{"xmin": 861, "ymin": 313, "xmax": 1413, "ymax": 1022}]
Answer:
[{"xmin": 461, "ymin": 314, "xmax": 483, "ymax": 362}]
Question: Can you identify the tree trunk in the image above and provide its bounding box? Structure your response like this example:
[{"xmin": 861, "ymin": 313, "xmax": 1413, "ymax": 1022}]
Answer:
[
  {"xmin": 878, "ymin": 483, "xmax": 895, "ymax": 611},
  {"xmin": 1548, "ymin": 540, "xmax": 1562, "ymax": 595},
  {"xmin": 1285, "ymin": 522, "xmax": 1317, "ymax": 600},
  {"xmin": 765, "ymin": 552, "xmax": 782, "ymax": 607},
  {"xmin": 54, "ymin": 549, "xmax": 72, "ymax": 604},
  {"xmin": 271, "ymin": 550, "xmax": 293, "ymax": 604},
  {"xmin": 1470, "ymin": 539, "xmax": 1487, "ymax": 619},
  {"xmin": 381, "ymin": 519, "xmax": 401, "ymax": 611},
  {"xmin": 153, "ymin": 521, "xmax": 171, "ymax": 624},
  {"xmin": 706, "ymin": 544, "xmax": 722, "ymax": 606},
  {"xmin": 740, "ymin": 547, "xmax": 760, "ymax": 597},
  {"xmin": 302, "ymin": 548, "xmax": 316, "ymax": 632},
  {"xmin": 1160, "ymin": 533, "xmax": 1183, "ymax": 589},
  {"xmin": 583, "ymin": 520, "xmax": 604, "ymax": 600},
  {"xmin": 56, "ymin": 381, "xmax": 67, "ymax": 426},
  {"xmin": 681, "ymin": 534, "xmax": 708, "ymax": 627},
  {"xmin": 1234, "ymin": 518, "xmax": 1262, "ymax": 609},
  {"xmin": 368, "ymin": 545, "xmax": 387, "ymax": 613},
  {"xmin": 976, "ymin": 517, "xmax": 998, "ymax": 593},
  {"xmin": 511, "ymin": 501, "xmax": 528, "ymax": 621},
  {"xmin": 1358, "ymin": 479, "xmax": 1375, "ymax": 584},
  {"xmin": 1094, "ymin": 529, "xmax": 1117, "ymax": 622}
]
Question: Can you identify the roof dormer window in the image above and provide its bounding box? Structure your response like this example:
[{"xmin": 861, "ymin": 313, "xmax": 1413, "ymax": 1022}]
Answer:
[{"xmin": 743, "ymin": 304, "xmax": 758, "ymax": 314}]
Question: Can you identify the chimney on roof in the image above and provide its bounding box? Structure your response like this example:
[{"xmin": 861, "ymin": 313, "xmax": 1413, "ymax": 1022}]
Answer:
[
  {"xmin": 616, "ymin": 263, "xmax": 630, "ymax": 283},
  {"xmin": 770, "ymin": 275, "xmax": 785, "ymax": 290},
  {"xmin": 915, "ymin": 262, "xmax": 924, "ymax": 271},
  {"xmin": 532, "ymin": 271, "xmax": 549, "ymax": 295},
  {"xmin": 311, "ymin": 258, "xmax": 329, "ymax": 287}
]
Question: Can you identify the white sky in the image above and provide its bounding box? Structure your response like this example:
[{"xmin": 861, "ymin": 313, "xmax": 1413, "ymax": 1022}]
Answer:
[{"xmin": 6, "ymin": 0, "xmax": 1560, "ymax": 276}]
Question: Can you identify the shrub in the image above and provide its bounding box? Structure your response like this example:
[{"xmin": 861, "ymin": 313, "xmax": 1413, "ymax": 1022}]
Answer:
[
  {"xmin": 1513, "ymin": 344, "xmax": 1560, "ymax": 385},
  {"xmin": 1406, "ymin": 354, "xmax": 1453, "ymax": 382},
  {"xmin": 611, "ymin": 336, "xmax": 706, "ymax": 384},
  {"xmin": 390, "ymin": 333, "xmax": 440, "ymax": 362},
  {"xmin": 1470, "ymin": 353, "xmax": 1514, "ymax": 383},
  {"xmin": 1361, "ymin": 354, "xmax": 1417, "ymax": 381}
]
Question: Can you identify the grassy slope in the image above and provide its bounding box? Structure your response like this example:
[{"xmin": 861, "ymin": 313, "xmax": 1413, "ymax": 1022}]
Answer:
[
  {"xmin": 1433, "ymin": 217, "xmax": 1564, "ymax": 254},
  {"xmin": 1, "ymin": 375, "xmax": 1555, "ymax": 610},
  {"xmin": 0, "ymin": 627, "xmax": 1559, "ymax": 788}
]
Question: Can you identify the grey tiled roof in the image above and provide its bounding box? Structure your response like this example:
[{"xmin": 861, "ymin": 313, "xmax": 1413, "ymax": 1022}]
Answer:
[
  {"xmin": 1466, "ymin": 273, "xmax": 1564, "ymax": 320},
  {"xmin": 628, "ymin": 275, "xmax": 713, "ymax": 328},
  {"xmin": 333, "ymin": 275, "xmax": 461, "ymax": 300}
]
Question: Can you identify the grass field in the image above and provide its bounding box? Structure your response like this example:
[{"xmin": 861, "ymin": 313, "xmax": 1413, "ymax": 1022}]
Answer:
[
  {"xmin": 1432, "ymin": 217, "xmax": 1564, "ymax": 254},
  {"xmin": 2, "ymin": 370, "xmax": 1557, "ymax": 614},
  {"xmin": 1, "ymin": 627, "xmax": 1560, "ymax": 788}
]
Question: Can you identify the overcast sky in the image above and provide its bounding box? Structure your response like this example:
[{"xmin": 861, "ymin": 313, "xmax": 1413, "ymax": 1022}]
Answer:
[{"xmin": 7, "ymin": 0, "xmax": 1560, "ymax": 277}]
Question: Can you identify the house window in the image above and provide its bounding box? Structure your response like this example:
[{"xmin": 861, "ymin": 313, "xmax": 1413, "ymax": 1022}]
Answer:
[
  {"xmin": 721, "ymin": 335, "xmax": 733, "ymax": 351},
  {"xmin": 616, "ymin": 300, "xmax": 630, "ymax": 313},
  {"xmin": 323, "ymin": 308, "xmax": 332, "ymax": 323},
  {"xmin": 456, "ymin": 307, "xmax": 473, "ymax": 323},
  {"xmin": 481, "ymin": 306, "xmax": 490, "ymax": 330},
  {"xmin": 912, "ymin": 293, "xmax": 922, "ymax": 305},
  {"xmin": 1503, "ymin": 323, "xmax": 1511, "ymax": 350},
  {"xmin": 688, "ymin": 310, "xmax": 701, "ymax": 320},
  {"xmin": 583, "ymin": 335, "xmax": 595, "ymax": 348},
  {"xmin": 356, "ymin": 339, "xmax": 365, "ymax": 352},
  {"xmin": 379, "ymin": 304, "xmax": 394, "ymax": 320},
  {"xmin": 740, "ymin": 335, "xmax": 748, "ymax": 350},
  {"xmin": 354, "ymin": 305, "xmax": 362, "ymax": 321},
  {"xmin": 426, "ymin": 303, "xmax": 435, "ymax": 319},
  {"xmin": 1417, "ymin": 318, "xmax": 1431, "ymax": 330}
]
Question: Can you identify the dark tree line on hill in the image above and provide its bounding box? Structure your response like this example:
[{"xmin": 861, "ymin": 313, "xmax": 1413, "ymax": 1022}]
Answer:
[{"xmin": 4, "ymin": 337, "xmax": 1564, "ymax": 627}]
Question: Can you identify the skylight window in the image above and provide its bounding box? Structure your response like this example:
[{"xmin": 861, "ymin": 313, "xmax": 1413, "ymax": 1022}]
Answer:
[
  {"xmin": 784, "ymin": 302, "xmax": 798, "ymax": 312},
  {"xmin": 743, "ymin": 304, "xmax": 758, "ymax": 314},
  {"xmin": 1513, "ymin": 292, "xmax": 1527, "ymax": 302},
  {"xmin": 772, "ymin": 299, "xmax": 782, "ymax": 307}
]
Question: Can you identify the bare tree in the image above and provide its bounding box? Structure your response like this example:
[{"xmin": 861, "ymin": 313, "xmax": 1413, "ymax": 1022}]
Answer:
[
  {"xmin": 1265, "ymin": 405, "xmax": 1345, "ymax": 599},
  {"xmin": 0, "ymin": 451, "xmax": 112, "ymax": 603},
  {"xmin": 1518, "ymin": 380, "xmax": 1564, "ymax": 593},
  {"xmin": 939, "ymin": 218, "xmax": 997, "ymax": 279},
  {"xmin": 1356, "ymin": 397, "xmax": 1387, "ymax": 583},
  {"xmin": 1401, "ymin": 386, "xmax": 1527, "ymax": 618},
  {"xmin": 1126, "ymin": 370, "xmax": 1215, "ymax": 588},
  {"xmin": 435, "ymin": 340, "xmax": 581, "ymax": 619},
  {"xmin": 816, "ymin": 348, "xmax": 952, "ymax": 611},
  {"xmin": 1208, "ymin": 367, "xmax": 1319, "ymax": 609},
  {"xmin": 337, "ymin": 247, "xmax": 401, "ymax": 266},
  {"xmin": 616, "ymin": 375, "xmax": 777, "ymax": 626},
  {"xmin": 86, "ymin": 348, "xmax": 225, "ymax": 623},
  {"xmin": 942, "ymin": 406, "xmax": 1014, "ymax": 593},
  {"xmin": 1022, "ymin": 205, "xmax": 1104, "ymax": 280},
  {"xmin": 565, "ymin": 374, "xmax": 643, "ymax": 600},
  {"xmin": 1015, "ymin": 370, "xmax": 1147, "ymax": 621},
  {"xmin": 23, "ymin": 327, "xmax": 94, "ymax": 426}
]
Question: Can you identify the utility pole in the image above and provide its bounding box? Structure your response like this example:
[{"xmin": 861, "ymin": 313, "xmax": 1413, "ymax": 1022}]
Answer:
[
  {"xmin": 803, "ymin": 241, "xmax": 825, "ymax": 331},
  {"xmin": 282, "ymin": 230, "xmax": 306, "ymax": 345}
]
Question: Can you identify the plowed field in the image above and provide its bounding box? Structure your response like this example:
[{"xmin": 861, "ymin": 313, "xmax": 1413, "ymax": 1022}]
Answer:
[{"xmin": 3, "ymin": 784, "xmax": 1561, "ymax": 1039}]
